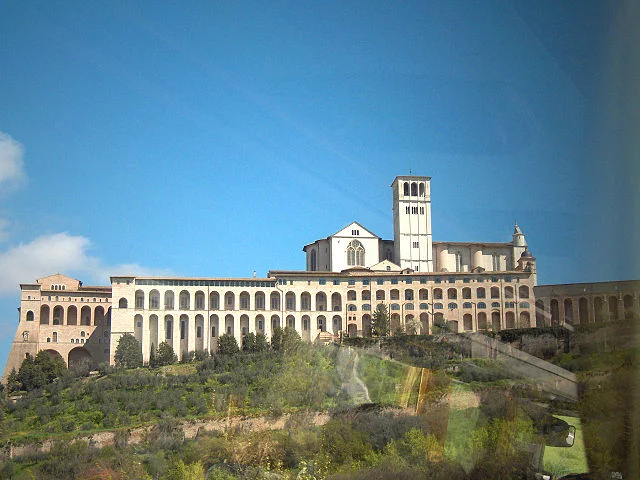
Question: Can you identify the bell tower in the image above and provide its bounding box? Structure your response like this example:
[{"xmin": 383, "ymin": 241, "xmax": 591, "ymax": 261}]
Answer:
[{"xmin": 391, "ymin": 176, "xmax": 433, "ymax": 272}]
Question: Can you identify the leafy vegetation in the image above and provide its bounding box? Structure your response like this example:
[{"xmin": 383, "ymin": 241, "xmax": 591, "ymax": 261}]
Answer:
[{"xmin": 114, "ymin": 333, "xmax": 143, "ymax": 369}]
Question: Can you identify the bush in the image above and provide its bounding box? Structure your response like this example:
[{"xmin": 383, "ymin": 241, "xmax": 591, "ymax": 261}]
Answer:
[
  {"xmin": 218, "ymin": 334, "xmax": 239, "ymax": 356},
  {"xmin": 157, "ymin": 342, "xmax": 178, "ymax": 366}
]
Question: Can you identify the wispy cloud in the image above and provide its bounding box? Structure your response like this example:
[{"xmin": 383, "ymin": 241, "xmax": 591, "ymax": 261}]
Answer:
[
  {"xmin": 0, "ymin": 132, "xmax": 26, "ymax": 192},
  {"xmin": 0, "ymin": 232, "xmax": 170, "ymax": 294}
]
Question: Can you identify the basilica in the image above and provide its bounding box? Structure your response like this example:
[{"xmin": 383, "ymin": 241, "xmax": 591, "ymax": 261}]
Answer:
[{"xmin": 3, "ymin": 176, "xmax": 638, "ymax": 379}]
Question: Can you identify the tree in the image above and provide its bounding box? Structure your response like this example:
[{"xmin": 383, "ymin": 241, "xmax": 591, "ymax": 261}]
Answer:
[
  {"xmin": 371, "ymin": 303, "xmax": 390, "ymax": 337},
  {"xmin": 217, "ymin": 333, "xmax": 239, "ymax": 355},
  {"xmin": 271, "ymin": 327, "xmax": 284, "ymax": 352},
  {"xmin": 242, "ymin": 332, "xmax": 256, "ymax": 352},
  {"xmin": 405, "ymin": 316, "xmax": 421, "ymax": 335},
  {"xmin": 6, "ymin": 368, "xmax": 20, "ymax": 394},
  {"xmin": 17, "ymin": 355, "xmax": 47, "ymax": 391},
  {"xmin": 282, "ymin": 326, "xmax": 302, "ymax": 353},
  {"xmin": 114, "ymin": 333, "xmax": 143, "ymax": 369},
  {"xmin": 156, "ymin": 342, "xmax": 177, "ymax": 366},
  {"xmin": 35, "ymin": 350, "xmax": 66, "ymax": 382},
  {"xmin": 254, "ymin": 333, "xmax": 269, "ymax": 352}
]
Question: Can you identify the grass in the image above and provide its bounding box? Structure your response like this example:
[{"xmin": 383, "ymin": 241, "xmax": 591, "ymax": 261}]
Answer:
[{"xmin": 543, "ymin": 415, "xmax": 589, "ymax": 478}]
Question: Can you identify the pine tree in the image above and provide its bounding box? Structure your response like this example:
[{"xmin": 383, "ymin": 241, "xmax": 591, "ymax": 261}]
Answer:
[
  {"xmin": 371, "ymin": 303, "xmax": 390, "ymax": 337},
  {"xmin": 157, "ymin": 342, "xmax": 177, "ymax": 366},
  {"xmin": 6, "ymin": 368, "xmax": 20, "ymax": 394}
]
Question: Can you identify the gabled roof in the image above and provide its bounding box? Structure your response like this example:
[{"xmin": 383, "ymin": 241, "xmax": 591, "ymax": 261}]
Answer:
[
  {"xmin": 303, "ymin": 221, "xmax": 381, "ymax": 250},
  {"xmin": 369, "ymin": 259, "xmax": 402, "ymax": 272}
]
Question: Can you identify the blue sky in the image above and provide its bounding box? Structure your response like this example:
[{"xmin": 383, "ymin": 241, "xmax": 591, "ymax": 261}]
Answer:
[{"xmin": 0, "ymin": 1, "xmax": 638, "ymax": 373}]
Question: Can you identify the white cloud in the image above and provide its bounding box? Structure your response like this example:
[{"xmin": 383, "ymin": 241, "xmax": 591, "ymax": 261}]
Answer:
[
  {"xmin": 0, "ymin": 132, "xmax": 26, "ymax": 191},
  {"xmin": 0, "ymin": 232, "xmax": 170, "ymax": 294}
]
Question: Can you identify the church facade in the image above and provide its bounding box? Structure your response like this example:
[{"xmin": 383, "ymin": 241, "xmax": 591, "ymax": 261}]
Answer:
[{"xmin": 3, "ymin": 175, "xmax": 636, "ymax": 380}]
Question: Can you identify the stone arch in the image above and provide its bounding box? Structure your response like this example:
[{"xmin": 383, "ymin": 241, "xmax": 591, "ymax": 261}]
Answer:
[
  {"xmin": 149, "ymin": 290, "xmax": 160, "ymax": 309},
  {"xmin": 240, "ymin": 291, "xmax": 251, "ymax": 310},
  {"xmin": 550, "ymin": 299, "xmax": 559, "ymax": 326},
  {"xmin": 68, "ymin": 347, "xmax": 92, "ymax": 370},
  {"xmin": 301, "ymin": 292, "xmax": 311, "ymax": 311},
  {"xmin": 254, "ymin": 314, "xmax": 264, "ymax": 334},
  {"xmin": 363, "ymin": 314, "xmax": 372, "ymax": 336},
  {"xmin": 240, "ymin": 314, "xmax": 250, "ymax": 335},
  {"xmin": 195, "ymin": 291, "xmax": 205, "ymax": 310},
  {"xmin": 332, "ymin": 315, "xmax": 342, "ymax": 334},
  {"xmin": 210, "ymin": 314, "xmax": 219, "ymax": 342},
  {"xmin": 270, "ymin": 292, "xmax": 280, "ymax": 310},
  {"xmin": 44, "ymin": 349, "xmax": 65, "ymax": 365},
  {"xmin": 26, "ymin": 310, "xmax": 35, "ymax": 322},
  {"xmin": 564, "ymin": 298, "xmax": 573, "ymax": 324},
  {"xmin": 505, "ymin": 311, "xmax": 515, "ymax": 329},
  {"xmin": 347, "ymin": 323, "xmax": 357, "ymax": 336},
  {"xmin": 149, "ymin": 314, "xmax": 159, "ymax": 351},
  {"xmin": 271, "ymin": 314, "xmax": 280, "ymax": 330},
  {"xmin": 317, "ymin": 315, "xmax": 326, "ymax": 332},
  {"xmin": 179, "ymin": 290, "xmax": 190, "ymax": 310},
  {"xmin": 53, "ymin": 305, "xmax": 64, "ymax": 325},
  {"xmin": 195, "ymin": 314, "xmax": 205, "ymax": 350},
  {"xmin": 608, "ymin": 296, "xmax": 618, "ymax": 321},
  {"xmin": 519, "ymin": 285, "xmax": 530, "ymax": 298},
  {"xmin": 285, "ymin": 292, "xmax": 296, "ymax": 311},
  {"xmin": 331, "ymin": 293, "xmax": 342, "ymax": 311},
  {"xmin": 209, "ymin": 291, "xmax": 219, "ymax": 310},
  {"xmin": 535, "ymin": 300, "xmax": 545, "ymax": 327},
  {"xmin": 94, "ymin": 306, "xmax": 105, "ymax": 326},
  {"xmin": 135, "ymin": 290, "xmax": 144, "ymax": 309},
  {"xmin": 165, "ymin": 290, "xmax": 175, "ymax": 310},
  {"xmin": 579, "ymin": 297, "xmax": 589, "ymax": 324},
  {"xmin": 225, "ymin": 291, "xmax": 236, "ymax": 310},
  {"xmin": 478, "ymin": 312, "xmax": 488, "ymax": 331},
  {"xmin": 165, "ymin": 315, "xmax": 174, "ymax": 346},
  {"xmin": 134, "ymin": 314, "xmax": 143, "ymax": 345},
  {"xmin": 225, "ymin": 314, "xmax": 234, "ymax": 336},
  {"xmin": 519, "ymin": 311, "xmax": 530, "ymax": 328},
  {"xmin": 594, "ymin": 297, "xmax": 604, "ymax": 322},
  {"xmin": 491, "ymin": 311, "xmax": 501, "ymax": 331},
  {"xmin": 67, "ymin": 305, "xmax": 78, "ymax": 326},
  {"xmin": 463, "ymin": 313, "xmax": 473, "ymax": 331},
  {"xmin": 286, "ymin": 314, "xmax": 295, "ymax": 329},
  {"xmin": 390, "ymin": 313, "xmax": 401, "ymax": 333},
  {"xmin": 118, "ymin": 297, "xmax": 128, "ymax": 309},
  {"xmin": 81, "ymin": 305, "xmax": 91, "ymax": 326},
  {"xmin": 40, "ymin": 305, "xmax": 50, "ymax": 324},
  {"xmin": 255, "ymin": 292, "xmax": 265, "ymax": 310}
]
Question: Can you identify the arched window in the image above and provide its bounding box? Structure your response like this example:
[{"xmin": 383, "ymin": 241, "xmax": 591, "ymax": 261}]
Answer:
[
  {"xmin": 195, "ymin": 291, "xmax": 205, "ymax": 310},
  {"xmin": 478, "ymin": 302, "xmax": 486, "ymax": 309},
  {"xmin": 347, "ymin": 304, "xmax": 357, "ymax": 311},
  {"xmin": 316, "ymin": 292, "xmax": 327, "ymax": 311},
  {"xmin": 255, "ymin": 292, "xmax": 265, "ymax": 310},
  {"xmin": 491, "ymin": 287, "xmax": 500, "ymax": 299},
  {"xmin": 420, "ymin": 303, "xmax": 428, "ymax": 310},
  {"xmin": 478, "ymin": 312, "xmax": 487, "ymax": 330},
  {"xmin": 225, "ymin": 292, "xmax": 235, "ymax": 310},
  {"xmin": 135, "ymin": 290, "xmax": 144, "ymax": 309},
  {"xmin": 285, "ymin": 292, "xmax": 296, "ymax": 310},
  {"xmin": 506, "ymin": 311, "xmax": 515, "ymax": 329},
  {"xmin": 419, "ymin": 289, "xmax": 428, "ymax": 300},
  {"xmin": 518, "ymin": 286, "xmax": 529, "ymax": 299},
  {"xmin": 270, "ymin": 292, "xmax": 280, "ymax": 310},
  {"xmin": 419, "ymin": 183, "xmax": 425, "ymax": 196},
  {"xmin": 209, "ymin": 292, "xmax": 219, "ymax": 310},
  {"xmin": 301, "ymin": 292, "xmax": 311, "ymax": 311},
  {"xmin": 447, "ymin": 288, "xmax": 457, "ymax": 299},
  {"xmin": 149, "ymin": 290, "xmax": 160, "ymax": 309},
  {"xmin": 535, "ymin": 300, "xmax": 545, "ymax": 327},
  {"xmin": 390, "ymin": 303, "xmax": 400, "ymax": 311},
  {"xmin": 579, "ymin": 297, "xmax": 589, "ymax": 324},
  {"xmin": 347, "ymin": 290, "xmax": 357, "ymax": 301},
  {"xmin": 26, "ymin": 311, "xmax": 34, "ymax": 322},
  {"xmin": 411, "ymin": 182, "xmax": 417, "ymax": 196},
  {"xmin": 505, "ymin": 287, "xmax": 514, "ymax": 299},
  {"xmin": 477, "ymin": 287, "xmax": 486, "ymax": 299},
  {"xmin": 240, "ymin": 292, "xmax": 250, "ymax": 310},
  {"xmin": 434, "ymin": 303, "xmax": 443, "ymax": 309},
  {"xmin": 362, "ymin": 290, "xmax": 371, "ymax": 301},
  {"xmin": 331, "ymin": 292, "xmax": 342, "ymax": 311},
  {"xmin": 405, "ymin": 289, "xmax": 414, "ymax": 300},
  {"xmin": 463, "ymin": 314, "xmax": 473, "ymax": 331},
  {"xmin": 164, "ymin": 291, "xmax": 174, "ymax": 310},
  {"xmin": 434, "ymin": 288, "xmax": 443, "ymax": 299},
  {"xmin": 179, "ymin": 290, "xmax": 190, "ymax": 310},
  {"xmin": 390, "ymin": 289, "xmax": 400, "ymax": 300},
  {"xmin": 403, "ymin": 182, "xmax": 409, "ymax": 196},
  {"xmin": 118, "ymin": 298, "xmax": 128, "ymax": 309},
  {"xmin": 448, "ymin": 303, "xmax": 458, "ymax": 310},
  {"xmin": 376, "ymin": 290, "xmax": 385, "ymax": 300},
  {"xmin": 550, "ymin": 299, "xmax": 559, "ymax": 326},
  {"xmin": 463, "ymin": 302, "xmax": 472, "ymax": 309},
  {"xmin": 346, "ymin": 240, "xmax": 365, "ymax": 267},
  {"xmin": 462, "ymin": 287, "xmax": 471, "ymax": 299}
]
